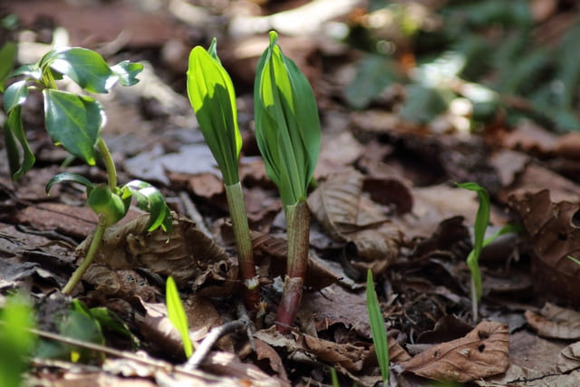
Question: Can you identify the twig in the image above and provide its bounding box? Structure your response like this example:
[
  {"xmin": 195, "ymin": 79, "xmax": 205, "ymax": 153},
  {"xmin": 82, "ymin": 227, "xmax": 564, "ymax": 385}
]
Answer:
[
  {"xmin": 184, "ymin": 319, "xmax": 249, "ymax": 370},
  {"xmin": 179, "ymin": 191, "xmax": 212, "ymax": 238}
]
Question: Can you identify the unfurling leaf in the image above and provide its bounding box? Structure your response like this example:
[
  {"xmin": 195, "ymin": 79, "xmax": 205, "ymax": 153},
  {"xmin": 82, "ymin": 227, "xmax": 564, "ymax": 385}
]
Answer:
[
  {"xmin": 166, "ymin": 276, "xmax": 193, "ymax": 358},
  {"xmin": 123, "ymin": 180, "xmax": 172, "ymax": 233},
  {"xmin": 254, "ymin": 31, "xmax": 321, "ymax": 207},
  {"xmin": 186, "ymin": 39, "xmax": 241, "ymax": 186}
]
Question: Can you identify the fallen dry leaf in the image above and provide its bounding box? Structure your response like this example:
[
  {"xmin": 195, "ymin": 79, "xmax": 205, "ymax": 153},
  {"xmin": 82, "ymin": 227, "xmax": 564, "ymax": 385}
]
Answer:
[
  {"xmin": 253, "ymin": 338, "xmax": 289, "ymax": 382},
  {"xmin": 300, "ymin": 334, "xmax": 369, "ymax": 372},
  {"xmin": 525, "ymin": 303, "xmax": 580, "ymax": 340},
  {"xmin": 558, "ymin": 341, "xmax": 580, "ymax": 373},
  {"xmin": 508, "ymin": 189, "xmax": 580, "ymax": 305},
  {"xmin": 400, "ymin": 321, "xmax": 510, "ymax": 383}
]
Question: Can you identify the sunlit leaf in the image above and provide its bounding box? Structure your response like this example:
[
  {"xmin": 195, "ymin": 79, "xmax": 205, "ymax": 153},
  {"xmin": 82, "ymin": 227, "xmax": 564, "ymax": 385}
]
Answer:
[
  {"xmin": 186, "ymin": 39, "xmax": 241, "ymax": 185},
  {"xmin": 43, "ymin": 89, "xmax": 103, "ymax": 165},
  {"xmin": 123, "ymin": 180, "xmax": 172, "ymax": 233},
  {"xmin": 254, "ymin": 31, "xmax": 321, "ymax": 207},
  {"xmin": 166, "ymin": 276, "xmax": 193, "ymax": 358},
  {"xmin": 366, "ymin": 269, "xmax": 389, "ymax": 384},
  {"xmin": 110, "ymin": 60, "xmax": 143, "ymax": 86},
  {"xmin": 3, "ymin": 79, "xmax": 29, "ymax": 113}
]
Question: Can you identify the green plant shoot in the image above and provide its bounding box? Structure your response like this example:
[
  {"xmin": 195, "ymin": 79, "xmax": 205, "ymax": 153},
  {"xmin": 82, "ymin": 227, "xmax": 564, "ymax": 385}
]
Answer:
[
  {"xmin": 255, "ymin": 31, "xmax": 321, "ymax": 333},
  {"xmin": 186, "ymin": 39, "xmax": 259, "ymax": 313},
  {"xmin": 166, "ymin": 276, "xmax": 193, "ymax": 358},
  {"xmin": 3, "ymin": 47, "xmax": 171, "ymax": 295},
  {"xmin": 568, "ymin": 255, "xmax": 580, "ymax": 266},
  {"xmin": 366, "ymin": 269, "xmax": 389, "ymax": 386}
]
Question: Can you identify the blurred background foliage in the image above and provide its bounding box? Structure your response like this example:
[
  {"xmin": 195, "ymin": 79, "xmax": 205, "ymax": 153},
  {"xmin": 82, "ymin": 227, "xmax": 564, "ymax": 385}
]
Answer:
[{"xmin": 345, "ymin": 0, "xmax": 580, "ymax": 132}]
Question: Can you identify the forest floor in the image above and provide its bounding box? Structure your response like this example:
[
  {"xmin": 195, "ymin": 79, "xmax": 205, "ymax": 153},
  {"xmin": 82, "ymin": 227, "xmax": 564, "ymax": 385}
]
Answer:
[{"xmin": 1, "ymin": 0, "xmax": 580, "ymax": 386}]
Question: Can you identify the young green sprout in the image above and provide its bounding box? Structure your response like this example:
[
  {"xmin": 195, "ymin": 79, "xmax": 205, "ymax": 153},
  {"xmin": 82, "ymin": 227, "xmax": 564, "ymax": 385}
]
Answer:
[
  {"xmin": 366, "ymin": 269, "xmax": 390, "ymax": 386},
  {"xmin": 254, "ymin": 31, "xmax": 321, "ymax": 333},
  {"xmin": 166, "ymin": 276, "xmax": 194, "ymax": 358},
  {"xmin": 186, "ymin": 39, "xmax": 259, "ymax": 314},
  {"xmin": 457, "ymin": 182, "xmax": 520, "ymax": 321}
]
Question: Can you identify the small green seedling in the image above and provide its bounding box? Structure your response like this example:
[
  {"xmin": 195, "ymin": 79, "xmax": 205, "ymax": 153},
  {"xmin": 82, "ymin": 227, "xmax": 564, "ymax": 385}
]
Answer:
[
  {"xmin": 568, "ymin": 255, "xmax": 580, "ymax": 266},
  {"xmin": 366, "ymin": 269, "xmax": 390, "ymax": 386},
  {"xmin": 255, "ymin": 31, "xmax": 321, "ymax": 333},
  {"xmin": 166, "ymin": 276, "xmax": 193, "ymax": 358},
  {"xmin": 2, "ymin": 46, "xmax": 172, "ymax": 294},
  {"xmin": 186, "ymin": 39, "xmax": 259, "ymax": 314},
  {"xmin": 457, "ymin": 182, "xmax": 520, "ymax": 321}
]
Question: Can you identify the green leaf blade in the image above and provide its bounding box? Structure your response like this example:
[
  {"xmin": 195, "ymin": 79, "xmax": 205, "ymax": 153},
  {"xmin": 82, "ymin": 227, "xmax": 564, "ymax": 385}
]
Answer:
[
  {"xmin": 0, "ymin": 41, "xmax": 17, "ymax": 92},
  {"xmin": 3, "ymin": 79, "xmax": 29, "ymax": 113},
  {"xmin": 366, "ymin": 269, "xmax": 390, "ymax": 384},
  {"xmin": 46, "ymin": 172, "xmax": 95, "ymax": 194},
  {"xmin": 123, "ymin": 180, "xmax": 172, "ymax": 233},
  {"xmin": 43, "ymin": 89, "xmax": 103, "ymax": 165},
  {"xmin": 110, "ymin": 61, "xmax": 143, "ymax": 86},
  {"xmin": 49, "ymin": 47, "xmax": 116, "ymax": 93},
  {"xmin": 166, "ymin": 276, "xmax": 193, "ymax": 358},
  {"xmin": 4, "ymin": 106, "xmax": 35, "ymax": 179},
  {"xmin": 186, "ymin": 43, "xmax": 241, "ymax": 186}
]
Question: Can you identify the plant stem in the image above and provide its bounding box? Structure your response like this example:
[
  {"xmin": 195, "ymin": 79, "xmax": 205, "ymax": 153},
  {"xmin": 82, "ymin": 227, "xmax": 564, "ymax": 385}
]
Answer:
[
  {"xmin": 471, "ymin": 276, "xmax": 478, "ymax": 323},
  {"xmin": 97, "ymin": 137, "xmax": 117, "ymax": 190},
  {"xmin": 62, "ymin": 215, "xmax": 107, "ymax": 295},
  {"xmin": 225, "ymin": 182, "xmax": 259, "ymax": 315},
  {"xmin": 275, "ymin": 200, "xmax": 310, "ymax": 334}
]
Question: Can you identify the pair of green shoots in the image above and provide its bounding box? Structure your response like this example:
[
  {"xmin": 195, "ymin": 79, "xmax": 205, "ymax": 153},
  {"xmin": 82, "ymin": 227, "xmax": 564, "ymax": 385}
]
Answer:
[{"xmin": 186, "ymin": 31, "xmax": 320, "ymax": 333}]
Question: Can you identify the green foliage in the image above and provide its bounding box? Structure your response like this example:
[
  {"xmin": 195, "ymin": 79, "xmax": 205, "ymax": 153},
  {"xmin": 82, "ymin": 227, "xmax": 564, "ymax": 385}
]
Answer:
[
  {"xmin": 254, "ymin": 31, "xmax": 321, "ymax": 207},
  {"xmin": 0, "ymin": 41, "xmax": 17, "ymax": 92},
  {"xmin": 568, "ymin": 255, "xmax": 580, "ymax": 266},
  {"xmin": 366, "ymin": 269, "xmax": 389, "ymax": 385},
  {"xmin": 186, "ymin": 39, "xmax": 242, "ymax": 186},
  {"xmin": 166, "ymin": 276, "xmax": 193, "ymax": 358},
  {"xmin": 0, "ymin": 293, "xmax": 36, "ymax": 387}
]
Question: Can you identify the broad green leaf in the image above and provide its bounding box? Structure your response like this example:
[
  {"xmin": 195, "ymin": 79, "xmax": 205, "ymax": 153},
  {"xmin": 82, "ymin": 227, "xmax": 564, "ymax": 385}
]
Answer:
[
  {"xmin": 254, "ymin": 31, "xmax": 321, "ymax": 207},
  {"xmin": 0, "ymin": 293, "xmax": 36, "ymax": 387},
  {"xmin": 3, "ymin": 80, "xmax": 29, "ymax": 113},
  {"xmin": 43, "ymin": 89, "xmax": 103, "ymax": 165},
  {"xmin": 123, "ymin": 180, "xmax": 172, "ymax": 233},
  {"xmin": 7, "ymin": 64, "xmax": 40, "ymax": 81},
  {"xmin": 46, "ymin": 172, "xmax": 95, "ymax": 194},
  {"xmin": 47, "ymin": 47, "xmax": 117, "ymax": 93},
  {"xmin": 85, "ymin": 307, "xmax": 139, "ymax": 350},
  {"xmin": 186, "ymin": 39, "xmax": 241, "ymax": 185},
  {"xmin": 4, "ymin": 106, "xmax": 35, "ymax": 179},
  {"xmin": 110, "ymin": 60, "xmax": 143, "ymax": 86},
  {"xmin": 87, "ymin": 185, "xmax": 129, "ymax": 226},
  {"xmin": 366, "ymin": 269, "xmax": 389, "ymax": 384},
  {"xmin": 456, "ymin": 182, "xmax": 490, "ymax": 301},
  {"xmin": 0, "ymin": 41, "xmax": 17, "ymax": 92},
  {"xmin": 166, "ymin": 276, "xmax": 193, "ymax": 358}
]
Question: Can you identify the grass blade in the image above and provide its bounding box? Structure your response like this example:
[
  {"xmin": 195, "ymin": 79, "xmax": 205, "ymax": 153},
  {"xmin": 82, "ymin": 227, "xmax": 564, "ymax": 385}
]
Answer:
[{"xmin": 366, "ymin": 269, "xmax": 389, "ymax": 385}]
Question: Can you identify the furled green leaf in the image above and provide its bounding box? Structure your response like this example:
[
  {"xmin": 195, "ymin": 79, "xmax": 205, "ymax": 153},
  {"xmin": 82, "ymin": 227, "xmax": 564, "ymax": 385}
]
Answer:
[
  {"xmin": 0, "ymin": 41, "xmax": 17, "ymax": 92},
  {"xmin": 123, "ymin": 180, "xmax": 172, "ymax": 233},
  {"xmin": 4, "ymin": 106, "xmax": 35, "ymax": 179},
  {"xmin": 43, "ymin": 89, "xmax": 103, "ymax": 165},
  {"xmin": 110, "ymin": 60, "xmax": 143, "ymax": 86},
  {"xmin": 87, "ymin": 185, "xmax": 129, "ymax": 226},
  {"xmin": 3, "ymin": 80, "xmax": 29, "ymax": 113},
  {"xmin": 254, "ymin": 31, "xmax": 321, "ymax": 207},
  {"xmin": 45, "ymin": 47, "xmax": 116, "ymax": 93},
  {"xmin": 186, "ymin": 39, "xmax": 241, "ymax": 185},
  {"xmin": 456, "ymin": 182, "xmax": 490, "ymax": 301},
  {"xmin": 46, "ymin": 172, "xmax": 95, "ymax": 194},
  {"xmin": 166, "ymin": 276, "xmax": 193, "ymax": 358},
  {"xmin": 366, "ymin": 269, "xmax": 389, "ymax": 384}
]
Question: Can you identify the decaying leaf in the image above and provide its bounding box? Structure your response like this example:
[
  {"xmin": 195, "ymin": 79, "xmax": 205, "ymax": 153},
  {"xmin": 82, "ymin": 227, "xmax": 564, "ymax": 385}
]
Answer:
[
  {"xmin": 558, "ymin": 341, "xmax": 580, "ymax": 373},
  {"xmin": 300, "ymin": 334, "xmax": 369, "ymax": 372},
  {"xmin": 400, "ymin": 321, "xmax": 510, "ymax": 383},
  {"xmin": 308, "ymin": 168, "xmax": 402, "ymax": 274},
  {"xmin": 508, "ymin": 189, "xmax": 580, "ymax": 304},
  {"xmin": 78, "ymin": 212, "xmax": 238, "ymax": 296},
  {"xmin": 525, "ymin": 303, "xmax": 580, "ymax": 340},
  {"xmin": 253, "ymin": 338, "xmax": 290, "ymax": 382},
  {"xmin": 83, "ymin": 265, "xmax": 158, "ymax": 301}
]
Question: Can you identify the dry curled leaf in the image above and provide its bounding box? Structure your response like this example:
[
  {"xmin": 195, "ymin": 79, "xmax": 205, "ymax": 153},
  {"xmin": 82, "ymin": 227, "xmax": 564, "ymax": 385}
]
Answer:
[
  {"xmin": 508, "ymin": 189, "xmax": 580, "ymax": 304},
  {"xmin": 400, "ymin": 321, "xmax": 510, "ymax": 383},
  {"xmin": 79, "ymin": 212, "xmax": 238, "ymax": 296},
  {"xmin": 300, "ymin": 334, "xmax": 369, "ymax": 372},
  {"xmin": 525, "ymin": 303, "xmax": 580, "ymax": 340}
]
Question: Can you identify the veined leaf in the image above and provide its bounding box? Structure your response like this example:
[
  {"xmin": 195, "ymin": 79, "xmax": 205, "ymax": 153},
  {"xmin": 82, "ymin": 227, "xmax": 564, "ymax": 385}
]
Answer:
[
  {"xmin": 46, "ymin": 47, "xmax": 117, "ymax": 93},
  {"xmin": 456, "ymin": 182, "xmax": 490, "ymax": 301},
  {"xmin": 166, "ymin": 276, "xmax": 193, "ymax": 358},
  {"xmin": 4, "ymin": 106, "xmax": 35, "ymax": 179},
  {"xmin": 110, "ymin": 61, "xmax": 143, "ymax": 86},
  {"xmin": 254, "ymin": 31, "xmax": 321, "ymax": 207},
  {"xmin": 366, "ymin": 269, "xmax": 390, "ymax": 384},
  {"xmin": 43, "ymin": 89, "xmax": 104, "ymax": 165},
  {"xmin": 186, "ymin": 39, "xmax": 241, "ymax": 185},
  {"xmin": 123, "ymin": 180, "xmax": 172, "ymax": 233}
]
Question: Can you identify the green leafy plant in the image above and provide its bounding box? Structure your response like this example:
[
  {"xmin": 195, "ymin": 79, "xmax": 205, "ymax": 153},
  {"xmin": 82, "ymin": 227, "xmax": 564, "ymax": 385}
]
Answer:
[
  {"xmin": 186, "ymin": 39, "xmax": 259, "ymax": 314},
  {"xmin": 457, "ymin": 182, "xmax": 520, "ymax": 321},
  {"xmin": 2, "ymin": 47, "xmax": 172, "ymax": 294},
  {"xmin": 166, "ymin": 276, "xmax": 193, "ymax": 358},
  {"xmin": 255, "ymin": 31, "xmax": 321, "ymax": 333},
  {"xmin": 366, "ymin": 269, "xmax": 389, "ymax": 386},
  {"xmin": 0, "ymin": 293, "xmax": 36, "ymax": 386}
]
